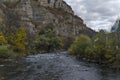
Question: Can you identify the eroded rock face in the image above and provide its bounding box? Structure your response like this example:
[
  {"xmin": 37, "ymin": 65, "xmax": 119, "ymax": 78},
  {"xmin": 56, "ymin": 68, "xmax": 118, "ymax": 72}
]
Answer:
[
  {"xmin": 39, "ymin": 0, "xmax": 62, "ymax": 7},
  {"xmin": 111, "ymin": 18, "xmax": 120, "ymax": 32},
  {"xmin": 0, "ymin": 0, "xmax": 95, "ymax": 37},
  {"xmin": 1, "ymin": 0, "xmax": 20, "ymax": 3},
  {"xmin": 1, "ymin": 0, "xmax": 20, "ymax": 8},
  {"xmin": 36, "ymin": 0, "xmax": 73, "ymax": 14}
]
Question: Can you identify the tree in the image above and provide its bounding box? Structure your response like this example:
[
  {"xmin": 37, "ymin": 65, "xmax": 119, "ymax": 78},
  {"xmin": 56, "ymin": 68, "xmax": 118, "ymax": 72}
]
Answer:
[
  {"xmin": 68, "ymin": 34, "xmax": 92, "ymax": 58},
  {"xmin": 13, "ymin": 27, "xmax": 27, "ymax": 52},
  {"xmin": 0, "ymin": 32, "xmax": 7, "ymax": 45},
  {"xmin": 0, "ymin": 31, "xmax": 15, "ymax": 58},
  {"xmin": 35, "ymin": 24, "xmax": 63, "ymax": 52},
  {"xmin": 92, "ymin": 30, "xmax": 115, "ymax": 64}
]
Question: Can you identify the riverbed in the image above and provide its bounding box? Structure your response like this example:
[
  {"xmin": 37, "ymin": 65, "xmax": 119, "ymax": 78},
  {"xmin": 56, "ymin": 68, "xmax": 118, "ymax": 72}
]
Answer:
[{"xmin": 0, "ymin": 52, "xmax": 120, "ymax": 80}]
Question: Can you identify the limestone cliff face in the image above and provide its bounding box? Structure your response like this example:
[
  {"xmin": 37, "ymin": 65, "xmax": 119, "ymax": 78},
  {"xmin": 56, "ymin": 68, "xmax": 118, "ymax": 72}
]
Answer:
[
  {"xmin": 111, "ymin": 18, "xmax": 120, "ymax": 32},
  {"xmin": 0, "ymin": 0, "xmax": 95, "ymax": 37}
]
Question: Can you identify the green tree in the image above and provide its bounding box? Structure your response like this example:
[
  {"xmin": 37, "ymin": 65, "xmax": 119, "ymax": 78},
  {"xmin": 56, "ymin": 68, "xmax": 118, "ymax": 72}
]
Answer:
[
  {"xmin": 35, "ymin": 24, "xmax": 63, "ymax": 52},
  {"xmin": 110, "ymin": 32, "xmax": 120, "ymax": 68},
  {"xmin": 68, "ymin": 34, "xmax": 92, "ymax": 58},
  {"xmin": 93, "ymin": 30, "xmax": 115, "ymax": 64}
]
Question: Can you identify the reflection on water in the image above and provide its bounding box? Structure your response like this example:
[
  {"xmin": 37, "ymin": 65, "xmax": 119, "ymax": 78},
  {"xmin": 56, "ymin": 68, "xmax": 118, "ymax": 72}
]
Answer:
[{"xmin": 0, "ymin": 52, "xmax": 120, "ymax": 80}]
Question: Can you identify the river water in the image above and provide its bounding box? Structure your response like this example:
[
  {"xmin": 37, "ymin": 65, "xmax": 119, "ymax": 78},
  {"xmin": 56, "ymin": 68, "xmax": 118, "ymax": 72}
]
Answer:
[{"xmin": 0, "ymin": 52, "xmax": 120, "ymax": 80}]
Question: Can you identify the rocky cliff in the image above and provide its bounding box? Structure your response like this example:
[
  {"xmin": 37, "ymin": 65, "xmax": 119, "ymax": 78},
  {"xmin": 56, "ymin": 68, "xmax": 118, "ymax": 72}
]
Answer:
[
  {"xmin": 111, "ymin": 18, "xmax": 120, "ymax": 32},
  {"xmin": 0, "ymin": 0, "xmax": 95, "ymax": 37}
]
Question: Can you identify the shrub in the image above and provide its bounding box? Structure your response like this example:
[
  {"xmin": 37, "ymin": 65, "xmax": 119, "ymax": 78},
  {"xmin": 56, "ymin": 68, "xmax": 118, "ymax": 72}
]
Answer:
[
  {"xmin": 92, "ymin": 30, "xmax": 115, "ymax": 64},
  {"xmin": 0, "ymin": 32, "xmax": 7, "ymax": 45},
  {"xmin": 68, "ymin": 30, "xmax": 120, "ymax": 68},
  {"xmin": 62, "ymin": 36, "xmax": 74, "ymax": 50},
  {"xmin": 35, "ymin": 35, "xmax": 63, "ymax": 52},
  {"xmin": 68, "ymin": 34, "xmax": 92, "ymax": 58},
  {"xmin": 10, "ymin": 27, "xmax": 27, "ymax": 53},
  {"xmin": 84, "ymin": 46, "xmax": 94, "ymax": 60},
  {"xmin": 35, "ymin": 24, "xmax": 63, "ymax": 53},
  {"xmin": 0, "ymin": 45, "xmax": 16, "ymax": 58}
]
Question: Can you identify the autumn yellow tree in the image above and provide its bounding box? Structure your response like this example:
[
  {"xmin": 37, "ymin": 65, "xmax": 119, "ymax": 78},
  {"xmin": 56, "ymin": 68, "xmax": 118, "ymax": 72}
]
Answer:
[
  {"xmin": 0, "ymin": 32, "xmax": 7, "ymax": 45},
  {"xmin": 0, "ymin": 31, "xmax": 15, "ymax": 58},
  {"xmin": 13, "ymin": 27, "xmax": 27, "ymax": 52}
]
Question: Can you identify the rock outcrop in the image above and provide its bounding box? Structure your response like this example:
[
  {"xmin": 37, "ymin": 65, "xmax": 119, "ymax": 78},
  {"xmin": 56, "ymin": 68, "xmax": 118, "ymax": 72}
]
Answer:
[
  {"xmin": 111, "ymin": 18, "xmax": 120, "ymax": 32},
  {"xmin": 0, "ymin": 0, "xmax": 95, "ymax": 37}
]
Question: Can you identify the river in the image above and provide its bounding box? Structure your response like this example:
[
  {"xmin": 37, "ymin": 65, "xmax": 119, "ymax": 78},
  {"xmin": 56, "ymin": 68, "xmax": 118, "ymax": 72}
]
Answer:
[{"xmin": 0, "ymin": 52, "xmax": 120, "ymax": 80}]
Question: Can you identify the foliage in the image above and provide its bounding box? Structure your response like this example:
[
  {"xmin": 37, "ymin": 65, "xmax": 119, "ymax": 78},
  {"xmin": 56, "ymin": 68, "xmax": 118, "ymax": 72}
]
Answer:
[
  {"xmin": 0, "ymin": 27, "xmax": 27, "ymax": 58},
  {"xmin": 0, "ymin": 26, "xmax": 29, "ymax": 58},
  {"xmin": 12, "ymin": 27, "xmax": 27, "ymax": 52},
  {"xmin": 68, "ymin": 34, "xmax": 92, "ymax": 58},
  {"xmin": 68, "ymin": 30, "xmax": 120, "ymax": 68},
  {"xmin": 0, "ymin": 45, "xmax": 16, "ymax": 58},
  {"xmin": 36, "ymin": 35, "xmax": 63, "ymax": 52},
  {"xmin": 35, "ymin": 24, "xmax": 63, "ymax": 52},
  {"xmin": 0, "ymin": 32, "xmax": 7, "ymax": 45},
  {"xmin": 62, "ymin": 36, "xmax": 74, "ymax": 50},
  {"xmin": 0, "ymin": 31, "xmax": 15, "ymax": 58},
  {"xmin": 93, "ymin": 30, "xmax": 115, "ymax": 64}
]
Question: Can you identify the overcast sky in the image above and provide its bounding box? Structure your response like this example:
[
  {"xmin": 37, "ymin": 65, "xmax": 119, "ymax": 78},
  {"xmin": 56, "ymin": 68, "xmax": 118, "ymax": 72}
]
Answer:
[{"xmin": 64, "ymin": 0, "xmax": 120, "ymax": 31}]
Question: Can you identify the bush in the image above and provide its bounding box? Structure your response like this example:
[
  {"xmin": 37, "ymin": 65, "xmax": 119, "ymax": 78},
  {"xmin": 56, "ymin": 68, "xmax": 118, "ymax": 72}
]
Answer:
[
  {"xmin": 14, "ymin": 27, "xmax": 26, "ymax": 52},
  {"xmin": 35, "ymin": 35, "xmax": 63, "ymax": 52},
  {"xmin": 68, "ymin": 30, "xmax": 120, "ymax": 67},
  {"xmin": 0, "ymin": 32, "xmax": 7, "ymax": 45},
  {"xmin": 8, "ymin": 27, "xmax": 27, "ymax": 53},
  {"xmin": 0, "ymin": 45, "xmax": 16, "ymax": 58},
  {"xmin": 92, "ymin": 30, "xmax": 115, "ymax": 64},
  {"xmin": 68, "ymin": 34, "xmax": 92, "ymax": 58},
  {"xmin": 62, "ymin": 36, "xmax": 74, "ymax": 50},
  {"xmin": 35, "ymin": 24, "xmax": 63, "ymax": 53}
]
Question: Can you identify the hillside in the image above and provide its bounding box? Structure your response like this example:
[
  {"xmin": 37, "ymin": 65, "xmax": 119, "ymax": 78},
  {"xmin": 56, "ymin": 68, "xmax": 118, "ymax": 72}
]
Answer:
[{"xmin": 0, "ymin": 0, "xmax": 95, "ymax": 37}]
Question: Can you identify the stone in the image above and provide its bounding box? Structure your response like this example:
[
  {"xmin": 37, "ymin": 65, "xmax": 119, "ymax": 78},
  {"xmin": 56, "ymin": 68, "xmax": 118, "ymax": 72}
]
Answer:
[
  {"xmin": 111, "ymin": 17, "xmax": 120, "ymax": 32},
  {"xmin": 0, "ymin": 0, "xmax": 95, "ymax": 37}
]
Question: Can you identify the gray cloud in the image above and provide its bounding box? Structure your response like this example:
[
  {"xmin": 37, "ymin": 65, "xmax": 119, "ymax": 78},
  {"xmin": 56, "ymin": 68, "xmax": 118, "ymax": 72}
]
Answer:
[{"xmin": 64, "ymin": 0, "xmax": 120, "ymax": 31}]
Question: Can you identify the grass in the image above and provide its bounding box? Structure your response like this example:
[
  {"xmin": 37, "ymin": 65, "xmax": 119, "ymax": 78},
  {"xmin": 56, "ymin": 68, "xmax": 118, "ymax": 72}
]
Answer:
[{"xmin": 0, "ymin": 45, "xmax": 16, "ymax": 58}]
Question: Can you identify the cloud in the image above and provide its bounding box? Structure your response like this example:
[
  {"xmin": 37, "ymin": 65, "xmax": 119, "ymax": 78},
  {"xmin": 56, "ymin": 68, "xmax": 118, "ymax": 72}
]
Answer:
[{"xmin": 64, "ymin": 0, "xmax": 120, "ymax": 31}]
